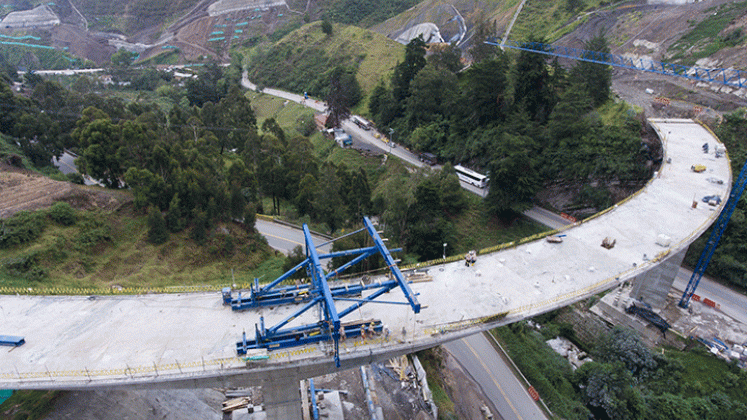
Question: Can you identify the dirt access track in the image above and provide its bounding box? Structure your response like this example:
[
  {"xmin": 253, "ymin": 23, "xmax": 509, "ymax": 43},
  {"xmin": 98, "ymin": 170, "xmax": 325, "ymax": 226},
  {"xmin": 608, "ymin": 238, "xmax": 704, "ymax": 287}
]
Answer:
[
  {"xmin": 136, "ymin": 0, "xmax": 292, "ymax": 62},
  {"xmin": 0, "ymin": 164, "xmax": 129, "ymax": 219},
  {"xmin": 557, "ymin": 0, "xmax": 747, "ymax": 103}
]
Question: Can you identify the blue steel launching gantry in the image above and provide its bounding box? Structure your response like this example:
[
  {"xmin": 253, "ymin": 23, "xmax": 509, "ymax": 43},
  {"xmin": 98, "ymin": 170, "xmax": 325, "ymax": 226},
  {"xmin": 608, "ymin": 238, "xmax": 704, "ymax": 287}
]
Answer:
[{"xmin": 228, "ymin": 216, "xmax": 421, "ymax": 367}]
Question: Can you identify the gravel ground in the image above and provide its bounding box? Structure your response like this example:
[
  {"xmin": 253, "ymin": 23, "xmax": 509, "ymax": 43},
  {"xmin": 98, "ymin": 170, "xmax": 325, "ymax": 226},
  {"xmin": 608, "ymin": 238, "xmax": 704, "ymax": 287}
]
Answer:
[
  {"xmin": 42, "ymin": 389, "xmax": 226, "ymax": 420},
  {"xmin": 38, "ymin": 362, "xmax": 442, "ymax": 420}
]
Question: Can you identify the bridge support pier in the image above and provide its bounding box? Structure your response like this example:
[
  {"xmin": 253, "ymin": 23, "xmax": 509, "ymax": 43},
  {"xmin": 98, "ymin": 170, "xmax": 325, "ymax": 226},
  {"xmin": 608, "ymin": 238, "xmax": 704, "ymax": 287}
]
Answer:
[
  {"xmin": 263, "ymin": 377, "xmax": 303, "ymax": 419},
  {"xmin": 630, "ymin": 247, "xmax": 688, "ymax": 309}
]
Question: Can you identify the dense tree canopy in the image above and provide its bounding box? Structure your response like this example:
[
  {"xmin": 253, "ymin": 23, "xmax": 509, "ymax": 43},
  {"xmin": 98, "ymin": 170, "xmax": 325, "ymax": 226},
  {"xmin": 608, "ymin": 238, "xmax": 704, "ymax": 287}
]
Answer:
[
  {"xmin": 575, "ymin": 35, "xmax": 613, "ymax": 107},
  {"xmin": 367, "ymin": 33, "xmax": 648, "ymax": 218}
]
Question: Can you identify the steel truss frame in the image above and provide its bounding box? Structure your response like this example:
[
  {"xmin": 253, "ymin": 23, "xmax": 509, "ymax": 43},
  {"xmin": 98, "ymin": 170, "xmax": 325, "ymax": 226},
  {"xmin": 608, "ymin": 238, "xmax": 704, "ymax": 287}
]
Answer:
[{"xmin": 236, "ymin": 217, "xmax": 421, "ymax": 366}]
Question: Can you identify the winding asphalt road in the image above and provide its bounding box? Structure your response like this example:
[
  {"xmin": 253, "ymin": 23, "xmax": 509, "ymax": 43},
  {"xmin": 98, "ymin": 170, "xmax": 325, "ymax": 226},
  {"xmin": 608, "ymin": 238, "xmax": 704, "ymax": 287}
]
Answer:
[{"xmin": 256, "ymin": 219, "xmax": 331, "ymax": 255}]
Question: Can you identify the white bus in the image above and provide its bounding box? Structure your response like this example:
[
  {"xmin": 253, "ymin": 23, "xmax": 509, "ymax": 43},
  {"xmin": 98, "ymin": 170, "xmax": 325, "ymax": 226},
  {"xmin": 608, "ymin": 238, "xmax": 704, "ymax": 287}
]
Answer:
[{"xmin": 454, "ymin": 165, "xmax": 489, "ymax": 189}]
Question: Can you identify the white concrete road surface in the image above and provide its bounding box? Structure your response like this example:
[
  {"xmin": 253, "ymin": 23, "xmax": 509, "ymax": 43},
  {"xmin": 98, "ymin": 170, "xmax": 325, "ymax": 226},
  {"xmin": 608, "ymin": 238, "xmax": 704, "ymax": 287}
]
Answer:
[{"xmin": 0, "ymin": 119, "xmax": 731, "ymax": 391}]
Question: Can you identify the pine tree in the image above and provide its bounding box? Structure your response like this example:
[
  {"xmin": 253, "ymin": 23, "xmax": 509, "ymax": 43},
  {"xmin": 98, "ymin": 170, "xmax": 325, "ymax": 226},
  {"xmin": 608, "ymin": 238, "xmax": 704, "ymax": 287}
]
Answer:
[
  {"xmin": 321, "ymin": 18, "xmax": 333, "ymax": 36},
  {"xmin": 229, "ymin": 187, "xmax": 245, "ymax": 220},
  {"xmin": 147, "ymin": 207, "xmax": 169, "ymax": 245},
  {"xmin": 575, "ymin": 34, "xmax": 612, "ymax": 107},
  {"xmin": 191, "ymin": 211, "xmax": 208, "ymax": 245},
  {"xmin": 166, "ymin": 194, "xmax": 185, "ymax": 233}
]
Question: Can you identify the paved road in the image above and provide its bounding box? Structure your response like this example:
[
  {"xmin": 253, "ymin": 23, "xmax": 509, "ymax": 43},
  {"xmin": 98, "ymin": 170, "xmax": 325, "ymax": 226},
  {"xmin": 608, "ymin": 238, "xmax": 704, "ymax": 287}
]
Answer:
[
  {"xmin": 51, "ymin": 151, "xmax": 105, "ymax": 187},
  {"xmin": 444, "ymin": 333, "xmax": 548, "ymax": 420},
  {"xmin": 673, "ymin": 268, "xmax": 747, "ymax": 325},
  {"xmin": 242, "ymin": 73, "xmax": 567, "ymax": 229},
  {"xmin": 241, "ymin": 73, "xmax": 326, "ymax": 113},
  {"xmin": 523, "ymin": 206, "xmax": 571, "ymax": 230},
  {"xmin": 53, "ymin": 151, "xmax": 77, "ymax": 175},
  {"xmin": 255, "ymin": 219, "xmax": 332, "ymax": 255}
]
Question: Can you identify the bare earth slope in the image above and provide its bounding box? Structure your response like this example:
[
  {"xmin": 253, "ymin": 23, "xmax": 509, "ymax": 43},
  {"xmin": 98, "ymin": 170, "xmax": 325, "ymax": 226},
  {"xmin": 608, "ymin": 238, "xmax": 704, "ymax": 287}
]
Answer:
[
  {"xmin": 560, "ymin": 0, "xmax": 747, "ymax": 112},
  {"xmin": 0, "ymin": 164, "xmax": 129, "ymax": 218}
]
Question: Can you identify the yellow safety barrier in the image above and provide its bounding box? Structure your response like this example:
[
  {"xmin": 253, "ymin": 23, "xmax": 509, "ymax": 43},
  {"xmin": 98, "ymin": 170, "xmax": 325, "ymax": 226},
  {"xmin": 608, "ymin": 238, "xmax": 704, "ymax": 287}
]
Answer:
[
  {"xmin": 0, "ymin": 333, "xmax": 420, "ymax": 381},
  {"xmin": 425, "ymin": 312, "xmax": 508, "ymax": 336},
  {"xmin": 255, "ymin": 214, "xmax": 275, "ymax": 222}
]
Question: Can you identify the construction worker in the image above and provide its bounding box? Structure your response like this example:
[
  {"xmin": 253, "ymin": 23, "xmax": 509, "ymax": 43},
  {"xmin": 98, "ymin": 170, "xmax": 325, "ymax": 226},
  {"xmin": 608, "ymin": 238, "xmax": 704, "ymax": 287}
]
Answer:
[{"xmin": 465, "ymin": 250, "xmax": 477, "ymax": 266}]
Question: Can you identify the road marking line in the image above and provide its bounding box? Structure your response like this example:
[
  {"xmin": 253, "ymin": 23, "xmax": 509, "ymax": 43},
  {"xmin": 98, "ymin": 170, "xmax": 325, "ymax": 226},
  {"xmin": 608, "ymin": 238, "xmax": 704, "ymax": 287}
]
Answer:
[
  {"xmin": 464, "ymin": 338, "xmax": 524, "ymax": 420},
  {"xmin": 260, "ymin": 231, "xmax": 304, "ymax": 247},
  {"xmin": 57, "ymin": 160, "xmax": 76, "ymax": 172}
]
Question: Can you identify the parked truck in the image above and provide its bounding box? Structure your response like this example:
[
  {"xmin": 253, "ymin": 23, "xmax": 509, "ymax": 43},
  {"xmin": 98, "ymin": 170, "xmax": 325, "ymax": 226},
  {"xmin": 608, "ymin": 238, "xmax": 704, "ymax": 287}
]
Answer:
[
  {"xmin": 351, "ymin": 115, "xmax": 373, "ymax": 130},
  {"xmin": 419, "ymin": 152, "xmax": 437, "ymax": 165},
  {"xmin": 335, "ymin": 130, "xmax": 353, "ymax": 147}
]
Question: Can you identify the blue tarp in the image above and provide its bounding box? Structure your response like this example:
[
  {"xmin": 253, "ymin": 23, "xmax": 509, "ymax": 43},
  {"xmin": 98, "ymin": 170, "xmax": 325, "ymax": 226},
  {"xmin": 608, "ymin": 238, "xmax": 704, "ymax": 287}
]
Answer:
[
  {"xmin": 0, "ymin": 335, "xmax": 25, "ymax": 346},
  {"xmin": 0, "ymin": 390, "xmax": 12, "ymax": 405}
]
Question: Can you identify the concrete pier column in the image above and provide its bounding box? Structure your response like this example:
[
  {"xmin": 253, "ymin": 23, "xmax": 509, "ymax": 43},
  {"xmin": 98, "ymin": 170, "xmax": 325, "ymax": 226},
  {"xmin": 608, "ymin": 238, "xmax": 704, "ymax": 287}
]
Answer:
[
  {"xmin": 263, "ymin": 377, "xmax": 303, "ymax": 419},
  {"xmin": 630, "ymin": 247, "xmax": 688, "ymax": 309}
]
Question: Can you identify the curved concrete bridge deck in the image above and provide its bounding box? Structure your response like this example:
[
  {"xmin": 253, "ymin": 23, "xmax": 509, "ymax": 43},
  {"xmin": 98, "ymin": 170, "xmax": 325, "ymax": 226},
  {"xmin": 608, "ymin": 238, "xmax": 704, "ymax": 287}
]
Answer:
[{"xmin": 0, "ymin": 119, "xmax": 731, "ymax": 391}]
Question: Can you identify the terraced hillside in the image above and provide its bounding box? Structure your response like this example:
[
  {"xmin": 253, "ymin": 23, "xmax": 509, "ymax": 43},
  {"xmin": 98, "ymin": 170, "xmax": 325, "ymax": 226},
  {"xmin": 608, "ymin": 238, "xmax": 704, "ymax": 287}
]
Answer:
[
  {"xmin": 0, "ymin": 166, "xmax": 127, "ymax": 219},
  {"xmin": 72, "ymin": 0, "xmax": 201, "ymax": 34}
]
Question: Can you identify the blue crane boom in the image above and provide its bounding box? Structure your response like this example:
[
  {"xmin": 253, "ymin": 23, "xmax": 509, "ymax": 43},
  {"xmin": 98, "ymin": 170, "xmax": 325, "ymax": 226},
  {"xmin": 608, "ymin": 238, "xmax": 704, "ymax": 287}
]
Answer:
[
  {"xmin": 485, "ymin": 39, "xmax": 746, "ymax": 89},
  {"xmin": 679, "ymin": 159, "xmax": 747, "ymax": 307}
]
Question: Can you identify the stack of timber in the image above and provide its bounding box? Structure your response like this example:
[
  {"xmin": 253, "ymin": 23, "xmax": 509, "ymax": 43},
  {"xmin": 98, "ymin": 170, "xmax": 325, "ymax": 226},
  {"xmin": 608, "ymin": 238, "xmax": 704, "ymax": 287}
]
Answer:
[{"xmin": 222, "ymin": 396, "xmax": 253, "ymax": 413}]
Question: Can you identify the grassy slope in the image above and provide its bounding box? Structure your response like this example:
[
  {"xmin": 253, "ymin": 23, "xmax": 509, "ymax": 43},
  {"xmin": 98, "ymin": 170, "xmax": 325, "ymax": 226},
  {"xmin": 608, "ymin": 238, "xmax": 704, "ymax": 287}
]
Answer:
[
  {"xmin": 371, "ymin": 0, "xmax": 614, "ymax": 45},
  {"xmin": 510, "ymin": 0, "xmax": 623, "ymax": 42},
  {"xmin": 0, "ymin": 205, "xmax": 283, "ymax": 290},
  {"xmin": 73, "ymin": 0, "xmax": 201, "ymax": 34},
  {"xmin": 667, "ymin": 348, "xmax": 747, "ymax": 401},
  {"xmin": 666, "ymin": 0, "xmax": 747, "ymax": 66},
  {"xmin": 242, "ymin": 22, "xmax": 404, "ymax": 110},
  {"xmin": 451, "ymin": 194, "xmax": 548, "ymax": 255},
  {"xmin": 372, "ymin": 0, "xmax": 523, "ymax": 38},
  {"xmin": 0, "ymin": 390, "xmax": 61, "ymax": 420}
]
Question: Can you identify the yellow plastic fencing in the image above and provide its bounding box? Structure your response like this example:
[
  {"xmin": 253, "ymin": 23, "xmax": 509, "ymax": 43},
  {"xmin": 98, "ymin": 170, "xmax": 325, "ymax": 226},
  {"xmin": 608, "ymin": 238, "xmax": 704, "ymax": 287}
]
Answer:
[
  {"xmin": 0, "ymin": 284, "xmax": 247, "ymax": 296},
  {"xmin": 424, "ymin": 312, "xmax": 508, "ymax": 336},
  {"xmin": 0, "ymin": 355, "xmax": 250, "ymax": 381},
  {"xmin": 0, "ymin": 336, "xmax": 405, "ymax": 382}
]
